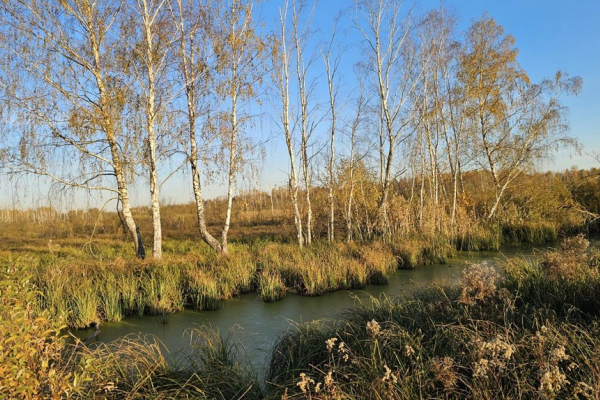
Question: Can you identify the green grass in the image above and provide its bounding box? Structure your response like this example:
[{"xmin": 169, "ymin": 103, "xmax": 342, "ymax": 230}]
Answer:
[
  {"xmin": 10, "ymin": 238, "xmax": 454, "ymax": 328},
  {"xmin": 392, "ymin": 235, "xmax": 456, "ymax": 268},
  {"xmin": 502, "ymin": 221, "xmax": 559, "ymax": 246},
  {"xmin": 185, "ymin": 267, "xmax": 223, "ymax": 311},
  {"xmin": 176, "ymin": 326, "xmax": 263, "ymax": 399},
  {"xmin": 22, "ymin": 240, "xmax": 394, "ymax": 328},
  {"xmin": 453, "ymin": 225, "xmax": 503, "ymax": 251},
  {"xmin": 141, "ymin": 263, "xmax": 184, "ymax": 316}
]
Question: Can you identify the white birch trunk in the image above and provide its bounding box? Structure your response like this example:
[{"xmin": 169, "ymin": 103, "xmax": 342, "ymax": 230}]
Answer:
[
  {"xmin": 346, "ymin": 127, "xmax": 356, "ymax": 243},
  {"xmin": 277, "ymin": 4, "xmax": 303, "ymax": 248},
  {"xmin": 141, "ymin": 0, "xmax": 162, "ymax": 259},
  {"xmin": 221, "ymin": 91, "xmax": 238, "ymax": 254},
  {"xmin": 327, "ymin": 103, "xmax": 335, "ymax": 243},
  {"xmin": 323, "ymin": 28, "xmax": 339, "ymax": 243},
  {"xmin": 173, "ymin": 0, "xmax": 223, "ymax": 253},
  {"xmin": 292, "ymin": 2, "xmax": 314, "ymax": 245},
  {"xmin": 90, "ymin": 17, "xmax": 139, "ymax": 251}
]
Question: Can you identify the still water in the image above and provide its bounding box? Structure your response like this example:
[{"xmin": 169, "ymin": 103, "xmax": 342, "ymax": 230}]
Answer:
[{"xmin": 78, "ymin": 247, "xmax": 543, "ymax": 372}]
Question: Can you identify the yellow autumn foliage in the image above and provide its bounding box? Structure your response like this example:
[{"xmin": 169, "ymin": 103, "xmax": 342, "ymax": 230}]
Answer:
[{"xmin": 0, "ymin": 257, "xmax": 75, "ymax": 399}]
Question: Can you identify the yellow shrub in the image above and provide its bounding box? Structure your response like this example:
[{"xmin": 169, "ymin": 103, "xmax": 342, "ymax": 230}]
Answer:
[{"xmin": 0, "ymin": 257, "xmax": 75, "ymax": 399}]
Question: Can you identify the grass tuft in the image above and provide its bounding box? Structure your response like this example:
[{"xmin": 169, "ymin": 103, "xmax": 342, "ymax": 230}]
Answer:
[{"xmin": 258, "ymin": 269, "xmax": 288, "ymax": 302}]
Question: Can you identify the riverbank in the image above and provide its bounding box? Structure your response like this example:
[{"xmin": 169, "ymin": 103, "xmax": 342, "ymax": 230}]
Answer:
[
  {"xmin": 28, "ymin": 240, "xmax": 397, "ymax": 329},
  {"xmin": 3, "ymin": 222, "xmax": 564, "ymax": 331},
  {"xmin": 72, "ymin": 246, "xmax": 491, "ymax": 376},
  {"xmin": 266, "ymin": 235, "xmax": 600, "ymax": 399},
  {"xmin": 2, "ymin": 235, "xmax": 599, "ymax": 398}
]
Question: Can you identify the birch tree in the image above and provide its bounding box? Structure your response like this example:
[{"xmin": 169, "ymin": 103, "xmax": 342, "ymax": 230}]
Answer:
[
  {"xmin": 354, "ymin": 0, "xmax": 421, "ymax": 236},
  {"xmin": 170, "ymin": 0, "xmax": 264, "ymax": 254},
  {"xmin": 413, "ymin": 8, "xmax": 456, "ymax": 232},
  {"xmin": 125, "ymin": 0, "xmax": 173, "ymax": 259},
  {"xmin": 344, "ymin": 80, "xmax": 367, "ymax": 242},
  {"xmin": 213, "ymin": 0, "xmax": 265, "ymax": 254},
  {"xmin": 292, "ymin": 0, "xmax": 319, "ymax": 246},
  {"xmin": 444, "ymin": 38, "xmax": 467, "ymax": 227},
  {"xmin": 459, "ymin": 16, "xmax": 582, "ymax": 219},
  {"xmin": 0, "ymin": 0, "xmax": 142, "ymax": 252},
  {"xmin": 270, "ymin": 1, "xmax": 303, "ymax": 248},
  {"xmin": 170, "ymin": 0, "xmax": 223, "ymax": 253},
  {"xmin": 321, "ymin": 17, "xmax": 342, "ymax": 242}
]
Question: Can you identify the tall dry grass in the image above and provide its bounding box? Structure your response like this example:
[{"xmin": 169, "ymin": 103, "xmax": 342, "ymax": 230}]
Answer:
[
  {"xmin": 3, "ymin": 235, "xmax": 600, "ymax": 399},
  {"xmin": 21, "ymin": 240, "xmax": 405, "ymax": 329},
  {"xmin": 264, "ymin": 235, "xmax": 600, "ymax": 399},
  {"xmin": 0, "ymin": 256, "xmax": 262, "ymax": 399}
]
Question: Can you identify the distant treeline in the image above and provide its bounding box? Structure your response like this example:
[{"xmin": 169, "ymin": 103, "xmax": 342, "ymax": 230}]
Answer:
[{"xmin": 1, "ymin": 167, "xmax": 598, "ymax": 248}]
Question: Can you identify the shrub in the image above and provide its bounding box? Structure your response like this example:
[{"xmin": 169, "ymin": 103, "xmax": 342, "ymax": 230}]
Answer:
[
  {"xmin": 459, "ymin": 263, "xmax": 501, "ymax": 306},
  {"xmin": 0, "ymin": 257, "xmax": 75, "ymax": 398}
]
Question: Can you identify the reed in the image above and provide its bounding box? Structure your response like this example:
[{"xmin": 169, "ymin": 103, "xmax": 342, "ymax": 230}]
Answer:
[
  {"xmin": 39, "ymin": 262, "xmax": 71, "ymax": 321},
  {"xmin": 392, "ymin": 236, "xmax": 453, "ymax": 268},
  {"xmin": 263, "ymin": 236, "xmax": 600, "ymax": 399},
  {"xmin": 359, "ymin": 241, "xmax": 396, "ymax": 284},
  {"xmin": 26, "ymin": 230, "xmax": 587, "ymax": 331},
  {"xmin": 265, "ymin": 243, "xmax": 306, "ymax": 290},
  {"xmin": 119, "ymin": 268, "xmax": 139, "ymax": 316},
  {"xmin": 68, "ymin": 284, "xmax": 100, "ymax": 329},
  {"xmin": 185, "ymin": 267, "xmax": 223, "ymax": 311},
  {"xmin": 215, "ymin": 249, "xmax": 258, "ymax": 296},
  {"xmin": 173, "ymin": 326, "xmax": 263, "ymax": 399},
  {"xmin": 421, "ymin": 235, "xmax": 455, "ymax": 264},
  {"xmin": 299, "ymin": 258, "xmax": 330, "ymax": 296},
  {"xmin": 503, "ymin": 234, "xmax": 600, "ymax": 317},
  {"xmin": 74, "ymin": 331, "xmax": 260, "ymax": 399},
  {"xmin": 258, "ymin": 268, "xmax": 287, "ymax": 302},
  {"xmin": 140, "ymin": 262, "xmax": 184, "ymax": 316},
  {"xmin": 393, "ymin": 242, "xmax": 420, "ymax": 269},
  {"xmin": 2, "ymin": 256, "xmax": 262, "ymax": 399},
  {"xmin": 29, "ymin": 239, "xmax": 399, "ymax": 324},
  {"xmin": 453, "ymin": 225, "xmax": 502, "ymax": 251},
  {"xmin": 502, "ymin": 220, "xmax": 558, "ymax": 245},
  {"xmin": 350, "ymin": 262, "xmax": 367, "ymax": 290},
  {"xmin": 4, "ymin": 235, "xmax": 600, "ymax": 399},
  {"xmin": 74, "ymin": 335, "xmax": 173, "ymax": 397},
  {"xmin": 98, "ymin": 271, "xmax": 123, "ymax": 322}
]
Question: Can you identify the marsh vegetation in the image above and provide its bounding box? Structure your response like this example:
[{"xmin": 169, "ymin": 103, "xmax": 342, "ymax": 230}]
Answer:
[
  {"xmin": 2, "ymin": 236, "xmax": 600, "ymax": 399},
  {"xmin": 0, "ymin": 0, "xmax": 599, "ymax": 398}
]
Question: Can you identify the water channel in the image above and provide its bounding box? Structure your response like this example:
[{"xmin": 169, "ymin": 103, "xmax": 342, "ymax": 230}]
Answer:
[{"xmin": 76, "ymin": 246, "xmax": 544, "ymax": 373}]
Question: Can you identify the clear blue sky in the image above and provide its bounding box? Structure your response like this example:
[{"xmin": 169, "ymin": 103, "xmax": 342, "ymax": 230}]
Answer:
[
  {"xmin": 427, "ymin": 0, "xmax": 600, "ymax": 171},
  {"xmin": 253, "ymin": 0, "xmax": 600, "ymax": 196},
  {"xmin": 1, "ymin": 0, "xmax": 599, "ymax": 208}
]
